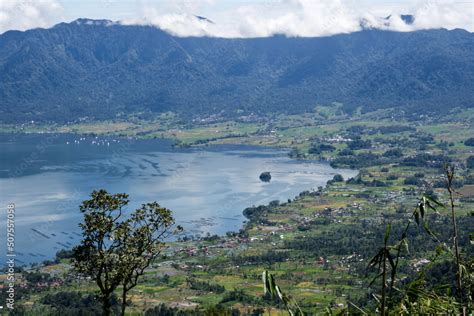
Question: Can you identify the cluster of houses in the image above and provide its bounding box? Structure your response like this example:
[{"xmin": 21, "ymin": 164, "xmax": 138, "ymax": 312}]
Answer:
[{"xmin": 321, "ymin": 135, "xmax": 353, "ymax": 143}]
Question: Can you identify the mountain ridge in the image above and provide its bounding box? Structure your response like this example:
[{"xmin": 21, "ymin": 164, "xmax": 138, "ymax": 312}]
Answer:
[{"xmin": 0, "ymin": 19, "xmax": 473, "ymax": 123}]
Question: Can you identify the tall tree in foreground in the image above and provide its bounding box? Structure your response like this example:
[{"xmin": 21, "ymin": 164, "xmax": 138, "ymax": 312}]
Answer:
[
  {"xmin": 72, "ymin": 190, "xmax": 182, "ymax": 316},
  {"xmin": 367, "ymin": 164, "xmax": 472, "ymax": 314},
  {"xmin": 445, "ymin": 165, "xmax": 463, "ymax": 300}
]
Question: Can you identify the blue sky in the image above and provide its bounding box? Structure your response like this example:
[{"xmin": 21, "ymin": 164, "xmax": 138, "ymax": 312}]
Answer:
[{"xmin": 1, "ymin": 0, "xmax": 473, "ymax": 36}]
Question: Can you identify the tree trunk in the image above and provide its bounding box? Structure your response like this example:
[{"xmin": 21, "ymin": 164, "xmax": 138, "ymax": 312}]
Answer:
[
  {"xmin": 121, "ymin": 288, "xmax": 127, "ymax": 316},
  {"xmin": 381, "ymin": 252, "xmax": 387, "ymax": 316},
  {"xmin": 446, "ymin": 166, "xmax": 463, "ymax": 303},
  {"xmin": 102, "ymin": 294, "xmax": 112, "ymax": 316},
  {"xmin": 450, "ymin": 198, "xmax": 462, "ymax": 298}
]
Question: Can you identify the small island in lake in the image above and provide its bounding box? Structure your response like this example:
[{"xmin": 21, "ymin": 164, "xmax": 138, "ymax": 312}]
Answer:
[{"xmin": 259, "ymin": 171, "xmax": 271, "ymax": 182}]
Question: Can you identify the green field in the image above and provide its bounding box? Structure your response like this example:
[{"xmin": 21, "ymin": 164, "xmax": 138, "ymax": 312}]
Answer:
[{"xmin": 3, "ymin": 107, "xmax": 474, "ymax": 315}]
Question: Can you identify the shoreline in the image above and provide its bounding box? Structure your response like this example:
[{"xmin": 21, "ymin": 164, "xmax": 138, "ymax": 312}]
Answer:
[{"xmin": 1, "ymin": 131, "xmax": 358, "ymax": 266}]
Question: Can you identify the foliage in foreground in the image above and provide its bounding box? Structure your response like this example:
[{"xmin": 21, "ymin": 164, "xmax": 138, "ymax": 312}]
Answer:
[
  {"xmin": 45, "ymin": 166, "xmax": 472, "ymax": 315},
  {"xmin": 264, "ymin": 165, "xmax": 473, "ymax": 315},
  {"xmin": 72, "ymin": 190, "xmax": 182, "ymax": 316}
]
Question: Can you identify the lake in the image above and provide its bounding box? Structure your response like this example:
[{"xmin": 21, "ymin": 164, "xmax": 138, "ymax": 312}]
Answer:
[{"xmin": 0, "ymin": 133, "xmax": 357, "ymax": 264}]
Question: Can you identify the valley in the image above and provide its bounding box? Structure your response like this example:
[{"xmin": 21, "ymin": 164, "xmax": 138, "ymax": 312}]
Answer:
[
  {"xmin": 1, "ymin": 12, "xmax": 473, "ymax": 315},
  {"xmin": 2, "ymin": 106, "xmax": 473, "ymax": 314}
]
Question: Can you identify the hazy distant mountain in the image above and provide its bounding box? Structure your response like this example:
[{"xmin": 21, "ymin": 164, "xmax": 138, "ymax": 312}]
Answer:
[{"xmin": 0, "ymin": 19, "xmax": 473, "ymax": 123}]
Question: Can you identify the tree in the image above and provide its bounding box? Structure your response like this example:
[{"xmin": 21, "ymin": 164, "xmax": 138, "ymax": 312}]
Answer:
[
  {"xmin": 444, "ymin": 166, "xmax": 463, "ymax": 301},
  {"xmin": 348, "ymin": 139, "xmax": 372, "ymax": 150},
  {"xmin": 73, "ymin": 190, "xmax": 182, "ymax": 316},
  {"xmin": 464, "ymin": 138, "xmax": 474, "ymax": 146},
  {"xmin": 368, "ymin": 224, "xmax": 395, "ymax": 316},
  {"xmin": 467, "ymin": 156, "xmax": 474, "ymax": 169},
  {"xmin": 383, "ymin": 148, "xmax": 403, "ymax": 158}
]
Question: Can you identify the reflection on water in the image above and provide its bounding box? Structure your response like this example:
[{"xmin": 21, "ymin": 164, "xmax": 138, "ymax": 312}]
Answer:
[{"xmin": 0, "ymin": 134, "xmax": 357, "ymax": 264}]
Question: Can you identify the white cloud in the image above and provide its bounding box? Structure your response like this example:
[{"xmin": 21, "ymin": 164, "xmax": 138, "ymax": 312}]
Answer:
[
  {"xmin": 123, "ymin": 0, "xmax": 474, "ymax": 38},
  {"xmin": 411, "ymin": 1, "xmax": 474, "ymax": 31},
  {"xmin": 0, "ymin": 0, "xmax": 472, "ymax": 37},
  {"xmin": 361, "ymin": 0, "xmax": 474, "ymax": 32},
  {"xmin": 0, "ymin": 0, "xmax": 63, "ymax": 34},
  {"xmin": 234, "ymin": 0, "xmax": 361, "ymax": 37},
  {"xmin": 128, "ymin": 7, "xmax": 216, "ymax": 37},
  {"xmin": 123, "ymin": 0, "xmax": 364, "ymax": 37}
]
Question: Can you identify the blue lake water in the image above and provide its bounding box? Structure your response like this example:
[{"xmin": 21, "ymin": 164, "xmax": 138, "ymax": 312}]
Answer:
[{"xmin": 0, "ymin": 133, "xmax": 357, "ymax": 264}]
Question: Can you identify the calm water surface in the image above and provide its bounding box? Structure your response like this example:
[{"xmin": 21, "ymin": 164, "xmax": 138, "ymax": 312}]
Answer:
[{"xmin": 0, "ymin": 133, "xmax": 357, "ymax": 264}]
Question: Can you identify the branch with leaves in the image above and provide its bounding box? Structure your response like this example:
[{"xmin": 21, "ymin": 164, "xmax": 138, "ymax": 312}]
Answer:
[
  {"xmin": 73, "ymin": 190, "xmax": 182, "ymax": 316},
  {"xmin": 262, "ymin": 270, "xmax": 304, "ymax": 316},
  {"xmin": 368, "ymin": 165, "xmax": 472, "ymax": 314}
]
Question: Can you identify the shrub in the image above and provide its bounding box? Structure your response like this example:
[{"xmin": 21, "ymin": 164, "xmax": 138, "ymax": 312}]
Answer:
[
  {"xmin": 464, "ymin": 138, "xmax": 474, "ymax": 146},
  {"xmin": 383, "ymin": 148, "xmax": 403, "ymax": 157},
  {"xmin": 467, "ymin": 156, "xmax": 474, "ymax": 169},
  {"xmin": 348, "ymin": 139, "xmax": 372, "ymax": 150},
  {"xmin": 404, "ymin": 177, "xmax": 420, "ymax": 185}
]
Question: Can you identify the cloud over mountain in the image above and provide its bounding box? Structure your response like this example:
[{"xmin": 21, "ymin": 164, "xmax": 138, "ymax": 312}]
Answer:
[
  {"xmin": 1, "ymin": 0, "xmax": 472, "ymax": 37},
  {"xmin": 0, "ymin": 0, "xmax": 62, "ymax": 34},
  {"xmin": 123, "ymin": 0, "xmax": 474, "ymax": 38},
  {"xmin": 0, "ymin": 20, "xmax": 472, "ymax": 123}
]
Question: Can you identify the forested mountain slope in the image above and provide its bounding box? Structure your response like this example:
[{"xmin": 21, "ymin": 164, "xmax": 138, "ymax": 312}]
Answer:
[{"xmin": 1, "ymin": 19, "xmax": 473, "ymax": 122}]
